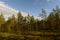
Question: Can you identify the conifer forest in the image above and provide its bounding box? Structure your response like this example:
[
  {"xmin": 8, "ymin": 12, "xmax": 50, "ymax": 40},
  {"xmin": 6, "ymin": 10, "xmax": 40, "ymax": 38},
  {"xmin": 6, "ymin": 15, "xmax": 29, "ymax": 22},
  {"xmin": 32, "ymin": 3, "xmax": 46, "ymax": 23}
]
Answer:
[{"xmin": 0, "ymin": 6, "xmax": 60, "ymax": 40}]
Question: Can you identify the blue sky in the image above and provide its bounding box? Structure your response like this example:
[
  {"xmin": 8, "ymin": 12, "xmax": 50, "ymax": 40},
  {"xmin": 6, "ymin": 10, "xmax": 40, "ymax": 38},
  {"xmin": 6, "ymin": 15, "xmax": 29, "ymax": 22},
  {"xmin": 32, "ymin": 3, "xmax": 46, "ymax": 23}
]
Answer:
[{"xmin": 0, "ymin": 0, "xmax": 60, "ymax": 17}]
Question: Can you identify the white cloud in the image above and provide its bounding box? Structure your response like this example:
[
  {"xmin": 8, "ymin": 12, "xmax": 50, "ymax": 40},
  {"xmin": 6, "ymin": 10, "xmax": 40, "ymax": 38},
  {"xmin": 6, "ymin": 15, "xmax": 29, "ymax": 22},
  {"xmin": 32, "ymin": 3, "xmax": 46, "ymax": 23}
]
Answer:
[
  {"xmin": 35, "ymin": 17, "xmax": 43, "ymax": 20},
  {"xmin": 0, "ymin": 1, "xmax": 18, "ymax": 13},
  {"xmin": 0, "ymin": 1, "xmax": 42, "ymax": 20},
  {"xmin": 0, "ymin": 1, "xmax": 5, "ymax": 5},
  {"xmin": 0, "ymin": 1, "xmax": 28, "ymax": 20}
]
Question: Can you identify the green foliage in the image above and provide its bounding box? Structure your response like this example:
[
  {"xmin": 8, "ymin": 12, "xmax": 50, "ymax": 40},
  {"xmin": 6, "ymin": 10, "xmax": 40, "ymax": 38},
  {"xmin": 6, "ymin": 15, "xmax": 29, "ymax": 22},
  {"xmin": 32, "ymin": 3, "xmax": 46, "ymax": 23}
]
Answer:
[
  {"xmin": 41, "ymin": 9, "xmax": 47, "ymax": 20},
  {"xmin": 0, "ymin": 13, "xmax": 5, "ymax": 24},
  {"xmin": 0, "ymin": 6, "xmax": 60, "ymax": 40},
  {"xmin": 17, "ymin": 12, "xmax": 23, "ymax": 23}
]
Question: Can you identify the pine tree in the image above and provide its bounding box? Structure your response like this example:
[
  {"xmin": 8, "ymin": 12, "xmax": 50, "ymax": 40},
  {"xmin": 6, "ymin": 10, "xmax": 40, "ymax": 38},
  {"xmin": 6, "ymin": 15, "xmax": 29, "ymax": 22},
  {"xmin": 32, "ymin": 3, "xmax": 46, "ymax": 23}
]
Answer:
[
  {"xmin": 17, "ymin": 12, "xmax": 23, "ymax": 23},
  {"xmin": 0, "ymin": 13, "xmax": 5, "ymax": 27}
]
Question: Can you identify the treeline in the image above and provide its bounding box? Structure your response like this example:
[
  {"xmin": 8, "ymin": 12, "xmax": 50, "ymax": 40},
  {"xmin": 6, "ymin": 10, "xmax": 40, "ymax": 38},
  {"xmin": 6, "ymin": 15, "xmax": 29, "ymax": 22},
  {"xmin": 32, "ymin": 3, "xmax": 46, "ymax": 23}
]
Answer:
[{"xmin": 0, "ymin": 6, "xmax": 60, "ymax": 34}]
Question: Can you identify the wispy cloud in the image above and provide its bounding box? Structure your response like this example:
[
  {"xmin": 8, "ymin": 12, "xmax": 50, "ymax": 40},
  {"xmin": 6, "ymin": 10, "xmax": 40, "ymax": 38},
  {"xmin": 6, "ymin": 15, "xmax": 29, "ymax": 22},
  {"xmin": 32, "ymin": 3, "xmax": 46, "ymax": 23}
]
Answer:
[
  {"xmin": 33, "ymin": 0, "xmax": 40, "ymax": 5},
  {"xmin": 0, "ymin": 1, "xmax": 42, "ymax": 20},
  {"xmin": 46, "ymin": 0, "xmax": 50, "ymax": 2},
  {"xmin": 0, "ymin": 1, "xmax": 18, "ymax": 13},
  {"xmin": 0, "ymin": 1, "xmax": 28, "ymax": 20},
  {"xmin": 33, "ymin": 0, "xmax": 50, "ymax": 5},
  {"xmin": 46, "ymin": 0, "xmax": 56, "ymax": 2},
  {"xmin": 0, "ymin": 1, "xmax": 18, "ymax": 18}
]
